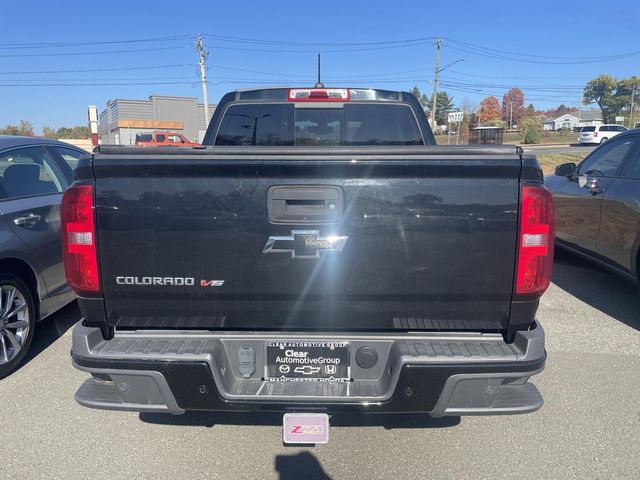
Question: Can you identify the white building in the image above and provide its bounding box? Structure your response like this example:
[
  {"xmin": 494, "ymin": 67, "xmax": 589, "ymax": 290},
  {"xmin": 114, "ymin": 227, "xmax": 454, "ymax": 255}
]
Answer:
[{"xmin": 543, "ymin": 110, "xmax": 603, "ymax": 131}]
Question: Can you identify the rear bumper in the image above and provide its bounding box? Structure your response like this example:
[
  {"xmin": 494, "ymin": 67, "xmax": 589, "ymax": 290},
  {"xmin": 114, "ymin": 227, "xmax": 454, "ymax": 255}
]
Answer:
[{"xmin": 71, "ymin": 322, "xmax": 546, "ymax": 417}]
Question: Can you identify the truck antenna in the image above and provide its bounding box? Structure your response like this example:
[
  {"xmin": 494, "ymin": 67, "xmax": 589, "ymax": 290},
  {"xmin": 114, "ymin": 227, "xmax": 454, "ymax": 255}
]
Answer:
[{"xmin": 314, "ymin": 53, "xmax": 324, "ymax": 88}]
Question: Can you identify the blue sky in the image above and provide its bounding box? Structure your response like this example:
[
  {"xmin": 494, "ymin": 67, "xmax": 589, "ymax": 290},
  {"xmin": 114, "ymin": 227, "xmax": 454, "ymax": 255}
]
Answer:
[{"xmin": 1, "ymin": 0, "xmax": 638, "ymax": 132}]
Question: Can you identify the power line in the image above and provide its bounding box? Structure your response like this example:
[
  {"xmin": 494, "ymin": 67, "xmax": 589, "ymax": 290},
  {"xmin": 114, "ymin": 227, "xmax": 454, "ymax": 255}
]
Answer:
[
  {"xmin": 210, "ymin": 64, "xmax": 435, "ymax": 80},
  {"xmin": 0, "ymin": 45, "xmax": 188, "ymax": 58},
  {"xmin": 0, "ymin": 81, "xmax": 197, "ymax": 87},
  {"xmin": 0, "ymin": 64, "xmax": 189, "ymax": 75},
  {"xmin": 446, "ymin": 38, "xmax": 640, "ymax": 62},
  {"xmin": 210, "ymin": 64, "xmax": 311, "ymax": 78},
  {"xmin": 441, "ymin": 79, "xmax": 584, "ymax": 91},
  {"xmin": 202, "ymin": 34, "xmax": 437, "ymax": 47},
  {"xmin": 0, "ymin": 35, "xmax": 190, "ymax": 49},
  {"xmin": 441, "ymin": 70, "xmax": 595, "ymax": 82},
  {"xmin": 0, "ymin": 76, "xmax": 199, "ymax": 82},
  {"xmin": 444, "ymin": 39, "xmax": 640, "ymax": 65},
  {"xmin": 442, "ymin": 84, "xmax": 582, "ymax": 103},
  {"xmin": 0, "ymin": 77, "xmax": 589, "ymax": 90},
  {"xmin": 204, "ymin": 41, "xmax": 433, "ymax": 53}
]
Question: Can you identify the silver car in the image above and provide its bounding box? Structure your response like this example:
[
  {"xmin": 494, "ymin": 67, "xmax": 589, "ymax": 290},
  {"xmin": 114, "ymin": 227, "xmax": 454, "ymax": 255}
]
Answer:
[{"xmin": 0, "ymin": 136, "xmax": 86, "ymax": 378}]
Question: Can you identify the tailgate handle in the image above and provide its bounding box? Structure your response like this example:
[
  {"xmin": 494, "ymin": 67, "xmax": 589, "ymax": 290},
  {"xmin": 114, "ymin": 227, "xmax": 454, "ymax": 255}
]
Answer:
[{"xmin": 268, "ymin": 185, "xmax": 344, "ymax": 224}]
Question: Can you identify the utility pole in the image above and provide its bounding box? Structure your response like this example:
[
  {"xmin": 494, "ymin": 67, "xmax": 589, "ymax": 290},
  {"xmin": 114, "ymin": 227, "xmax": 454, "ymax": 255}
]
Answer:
[
  {"xmin": 509, "ymin": 101, "xmax": 513, "ymax": 130},
  {"xmin": 630, "ymin": 83, "xmax": 636, "ymax": 128},
  {"xmin": 196, "ymin": 34, "xmax": 210, "ymax": 129},
  {"xmin": 430, "ymin": 37, "xmax": 443, "ymax": 128},
  {"xmin": 577, "ymin": 94, "xmax": 582, "ymax": 130}
]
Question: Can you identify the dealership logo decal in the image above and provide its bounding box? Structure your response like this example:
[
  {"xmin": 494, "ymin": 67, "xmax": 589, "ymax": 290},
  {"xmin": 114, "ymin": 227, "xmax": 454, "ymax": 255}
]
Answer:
[
  {"xmin": 262, "ymin": 230, "xmax": 348, "ymax": 259},
  {"xmin": 294, "ymin": 365, "xmax": 321, "ymax": 375},
  {"xmin": 115, "ymin": 276, "xmax": 224, "ymax": 287},
  {"xmin": 289, "ymin": 425, "xmax": 324, "ymax": 435},
  {"xmin": 324, "ymin": 365, "xmax": 337, "ymax": 375}
]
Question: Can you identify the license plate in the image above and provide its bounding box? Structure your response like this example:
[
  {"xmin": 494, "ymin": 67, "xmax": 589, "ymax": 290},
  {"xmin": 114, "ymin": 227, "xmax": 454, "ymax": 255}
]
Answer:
[
  {"xmin": 266, "ymin": 341, "xmax": 349, "ymax": 381},
  {"xmin": 283, "ymin": 413, "xmax": 329, "ymax": 444}
]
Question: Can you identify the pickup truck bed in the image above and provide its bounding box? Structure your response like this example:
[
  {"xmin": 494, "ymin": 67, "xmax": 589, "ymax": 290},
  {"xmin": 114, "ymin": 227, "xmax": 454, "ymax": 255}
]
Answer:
[{"xmin": 66, "ymin": 88, "xmax": 552, "ymax": 418}]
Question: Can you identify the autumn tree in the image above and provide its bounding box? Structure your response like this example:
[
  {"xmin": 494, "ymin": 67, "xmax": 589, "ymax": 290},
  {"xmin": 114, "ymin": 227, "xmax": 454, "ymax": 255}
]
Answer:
[
  {"xmin": 479, "ymin": 96, "xmax": 500, "ymax": 124},
  {"xmin": 0, "ymin": 120, "xmax": 34, "ymax": 136},
  {"xmin": 42, "ymin": 126, "xmax": 57, "ymax": 138},
  {"xmin": 501, "ymin": 88, "xmax": 525, "ymax": 128}
]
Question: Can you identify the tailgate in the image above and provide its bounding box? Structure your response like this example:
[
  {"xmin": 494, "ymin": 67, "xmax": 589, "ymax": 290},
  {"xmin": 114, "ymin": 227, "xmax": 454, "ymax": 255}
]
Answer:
[{"xmin": 93, "ymin": 147, "xmax": 521, "ymax": 332}]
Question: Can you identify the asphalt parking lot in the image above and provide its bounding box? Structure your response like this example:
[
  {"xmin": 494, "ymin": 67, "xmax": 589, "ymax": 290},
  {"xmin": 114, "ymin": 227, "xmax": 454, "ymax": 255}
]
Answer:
[{"xmin": 1, "ymin": 249, "xmax": 639, "ymax": 480}]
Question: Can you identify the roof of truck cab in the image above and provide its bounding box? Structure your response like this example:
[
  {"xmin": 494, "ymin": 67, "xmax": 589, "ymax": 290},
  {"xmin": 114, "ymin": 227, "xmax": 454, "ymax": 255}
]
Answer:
[{"xmin": 231, "ymin": 87, "xmax": 409, "ymax": 102}]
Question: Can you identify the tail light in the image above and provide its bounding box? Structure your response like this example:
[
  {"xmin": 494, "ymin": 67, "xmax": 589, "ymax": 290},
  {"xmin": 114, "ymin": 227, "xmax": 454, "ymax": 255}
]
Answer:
[
  {"xmin": 288, "ymin": 88, "xmax": 349, "ymax": 102},
  {"xmin": 593, "ymin": 131, "xmax": 598, "ymax": 137},
  {"xmin": 514, "ymin": 184, "xmax": 554, "ymax": 298},
  {"xmin": 61, "ymin": 184, "xmax": 100, "ymax": 296}
]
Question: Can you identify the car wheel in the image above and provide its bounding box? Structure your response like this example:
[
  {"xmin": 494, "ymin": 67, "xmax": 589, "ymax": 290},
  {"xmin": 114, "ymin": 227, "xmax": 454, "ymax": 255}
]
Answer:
[
  {"xmin": 0, "ymin": 274, "xmax": 36, "ymax": 379},
  {"xmin": 600, "ymin": 137, "xmax": 608, "ymax": 143}
]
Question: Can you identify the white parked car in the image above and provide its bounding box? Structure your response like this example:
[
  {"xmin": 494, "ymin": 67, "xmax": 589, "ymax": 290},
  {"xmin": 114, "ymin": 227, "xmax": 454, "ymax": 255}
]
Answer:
[{"xmin": 578, "ymin": 124, "xmax": 627, "ymax": 144}]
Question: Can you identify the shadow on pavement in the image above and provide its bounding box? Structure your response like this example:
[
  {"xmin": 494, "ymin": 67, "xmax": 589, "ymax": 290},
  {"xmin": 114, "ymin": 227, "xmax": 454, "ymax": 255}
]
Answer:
[
  {"xmin": 275, "ymin": 451, "xmax": 332, "ymax": 480},
  {"xmin": 552, "ymin": 248, "xmax": 639, "ymax": 331},
  {"xmin": 139, "ymin": 410, "xmax": 460, "ymax": 430},
  {"xmin": 22, "ymin": 300, "xmax": 81, "ymax": 368}
]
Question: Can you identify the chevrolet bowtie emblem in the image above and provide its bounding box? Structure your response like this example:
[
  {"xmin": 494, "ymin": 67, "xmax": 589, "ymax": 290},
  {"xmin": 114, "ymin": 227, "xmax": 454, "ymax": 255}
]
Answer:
[
  {"xmin": 263, "ymin": 230, "xmax": 349, "ymax": 259},
  {"xmin": 294, "ymin": 365, "xmax": 321, "ymax": 375}
]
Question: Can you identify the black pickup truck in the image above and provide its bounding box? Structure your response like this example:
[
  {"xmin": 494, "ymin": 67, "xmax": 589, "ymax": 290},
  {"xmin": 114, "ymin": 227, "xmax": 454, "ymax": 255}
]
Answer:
[{"xmin": 66, "ymin": 87, "xmax": 553, "ymax": 439}]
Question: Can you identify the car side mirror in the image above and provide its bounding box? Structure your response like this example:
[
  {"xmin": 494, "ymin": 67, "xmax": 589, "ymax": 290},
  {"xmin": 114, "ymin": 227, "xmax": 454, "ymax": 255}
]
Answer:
[{"xmin": 555, "ymin": 162, "xmax": 576, "ymax": 177}]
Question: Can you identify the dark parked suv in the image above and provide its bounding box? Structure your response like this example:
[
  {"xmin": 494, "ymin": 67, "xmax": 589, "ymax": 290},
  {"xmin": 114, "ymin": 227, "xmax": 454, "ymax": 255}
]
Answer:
[
  {"xmin": 547, "ymin": 128, "xmax": 640, "ymax": 291},
  {"xmin": 0, "ymin": 136, "xmax": 86, "ymax": 378}
]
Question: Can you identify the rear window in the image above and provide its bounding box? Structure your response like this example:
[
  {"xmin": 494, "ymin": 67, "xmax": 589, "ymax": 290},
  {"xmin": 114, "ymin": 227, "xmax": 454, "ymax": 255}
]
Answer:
[
  {"xmin": 214, "ymin": 103, "xmax": 423, "ymax": 146},
  {"xmin": 581, "ymin": 126, "xmax": 596, "ymax": 132},
  {"xmin": 136, "ymin": 133, "xmax": 152, "ymax": 142}
]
